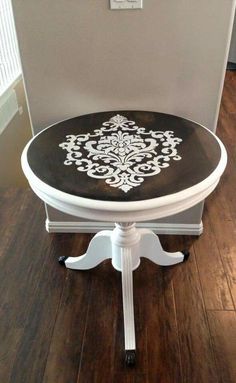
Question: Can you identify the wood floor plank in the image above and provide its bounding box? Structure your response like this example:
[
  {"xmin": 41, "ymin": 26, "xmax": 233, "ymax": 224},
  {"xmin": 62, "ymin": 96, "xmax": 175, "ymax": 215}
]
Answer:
[
  {"xmin": 139, "ymin": 260, "xmax": 182, "ymax": 383},
  {"xmin": 0, "ymin": 189, "xmax": 29, "ymax": 256},
  {"xmin": 219, "ymin": 107, "xmax": 236, "ymax": 146},
  {"xmin": 222, "ymin": 71, "xmax": 236, "ymax": 114},
  {"xmin": 77, "ymin": 261, "xmax": 120, "ymax": 383},
  {"xmin": 0, "ymin": 326, "xmax": 24, "ymax": 383},
  {"xmin": 208, "ymin": 310, "xmax": 236, "ymax": 383},
  {"xmin": 206, "ymin": 189, "xmax": 236, "ymax": 308},
  {"xmin": 193, "ymin": 209, "xmax": 234, "ymax": 310},
  {"xmin": 8, "ymin": 250, "xmax": 66, "ymax": 382},
  {"xmin": 42, "ymin": 234, "xmax": 92, "ymax": 383},
  {"xmin": 0, "ymin": 192, "xmax": 49, "ymax": 383},
  {"xmin": 169, "ymin": 236, "xmax": 219, "ymax": 383},
  {"xmin": 112, "ymin": 373, "xmax": 148, "ymax": 383},
  {"xmin": 214, "ymin": 96, "xmax": 236, "ymax": 223},
  {"xmin": 5, "ymin": 204, "xmax": 73, "ymax": 382}
]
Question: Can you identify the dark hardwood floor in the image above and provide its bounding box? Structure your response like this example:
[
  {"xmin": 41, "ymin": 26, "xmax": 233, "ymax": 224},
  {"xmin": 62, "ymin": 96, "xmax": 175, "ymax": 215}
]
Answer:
[{"xmin": 1, "ymin": 71, "xmax": 236, "ymax": 382}]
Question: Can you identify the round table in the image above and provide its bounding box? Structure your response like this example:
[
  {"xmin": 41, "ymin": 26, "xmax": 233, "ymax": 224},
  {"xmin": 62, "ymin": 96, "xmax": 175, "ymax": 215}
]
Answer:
[{"xmin": 21, "ymin": 111, "xmax": 227, "ymax": 366}]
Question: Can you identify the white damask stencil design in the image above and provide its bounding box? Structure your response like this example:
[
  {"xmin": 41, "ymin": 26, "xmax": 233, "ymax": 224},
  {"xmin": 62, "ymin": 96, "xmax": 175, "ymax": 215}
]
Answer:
[{"xmin": 59, "ymin": 114, "xmax": 182, "ymax": 192}]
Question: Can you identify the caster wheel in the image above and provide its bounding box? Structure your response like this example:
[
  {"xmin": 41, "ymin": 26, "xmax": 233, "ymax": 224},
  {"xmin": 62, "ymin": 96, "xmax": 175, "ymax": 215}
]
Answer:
[
  {"xmin": 182, "ymin": 250, "xmax": 190, "ymax": 262},
  {"xmin": 125, "ymin": 350, "xmax": 136, "ymax": 367},
  {"xmin": 58, "ymin": 256, "xmax": 68, "ymax": 265}
]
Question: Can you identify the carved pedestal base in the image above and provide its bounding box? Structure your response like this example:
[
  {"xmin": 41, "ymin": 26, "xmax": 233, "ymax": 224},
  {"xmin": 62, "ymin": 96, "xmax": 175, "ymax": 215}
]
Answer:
[{"xmin": 59, "ymin": 223, "xmax": 187, "ymax": 366}]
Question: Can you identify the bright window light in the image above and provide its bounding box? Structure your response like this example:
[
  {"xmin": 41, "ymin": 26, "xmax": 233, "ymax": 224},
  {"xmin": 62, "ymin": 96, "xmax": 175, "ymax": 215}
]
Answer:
[{"xmin": 0, "ymin": 0, "xmax": 21, "ymax": 96}]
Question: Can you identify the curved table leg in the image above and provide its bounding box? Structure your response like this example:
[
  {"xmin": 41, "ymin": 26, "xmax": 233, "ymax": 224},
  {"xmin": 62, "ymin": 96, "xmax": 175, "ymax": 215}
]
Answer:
[
  {"xmin": 59, "ymin": 230, "xmax": 112, "ymax": 270},
  {"xmin": 139, "ymin": 229, "xmax": 188, "ymax": 266}
]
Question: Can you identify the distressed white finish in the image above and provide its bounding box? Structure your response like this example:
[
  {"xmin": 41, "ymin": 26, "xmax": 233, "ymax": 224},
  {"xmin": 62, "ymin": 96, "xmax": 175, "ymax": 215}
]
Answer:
[{"xmin": 59, "ymin": 114, "xmax": 182, "ymax": 192}]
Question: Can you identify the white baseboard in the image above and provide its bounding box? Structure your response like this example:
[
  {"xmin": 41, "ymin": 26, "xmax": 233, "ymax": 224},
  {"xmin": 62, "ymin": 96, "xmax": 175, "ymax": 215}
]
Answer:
[{"xmin": 45, "ymin": 219, "xmax": 203, "ymax": 236}]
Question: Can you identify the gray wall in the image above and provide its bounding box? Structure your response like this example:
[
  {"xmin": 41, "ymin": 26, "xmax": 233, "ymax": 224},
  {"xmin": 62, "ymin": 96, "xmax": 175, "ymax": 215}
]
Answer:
[{"xmin": 12, "ymin": 0, "xmax": 236, "ymax": 229}]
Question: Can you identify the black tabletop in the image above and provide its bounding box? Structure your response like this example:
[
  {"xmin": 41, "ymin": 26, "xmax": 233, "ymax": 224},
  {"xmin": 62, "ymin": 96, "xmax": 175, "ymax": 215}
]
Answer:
[{"xmin": 26, "ymin": 111, "xmax": 222, "ymax": 202}]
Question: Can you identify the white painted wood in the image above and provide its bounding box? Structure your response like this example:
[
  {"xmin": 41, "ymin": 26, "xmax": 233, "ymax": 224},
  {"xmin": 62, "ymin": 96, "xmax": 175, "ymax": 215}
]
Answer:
[
  {"xmin": 25, "ymin": 175, "xmax": 220, "ymax": 223},
  {"xmin": 139, "ymin": 229, "xmax": 184, "ymax": 266},
  {"xmin": 110, "ymin": 0, "xmax": 142, "ymax": 10},
  {"xmin": 0, "ymin": 87, "xmax": 18, "ymax": 134},
  {"xmin": 63, "ymin": 222, "xmax": 188, "ymax": 352},
  {"xmin": 64, "ymin": 223, "xmax": 187, "ymax": 272},
  {"xmin": 121, "ymin": 247, "xmax": 136, "ymax": 351},
  {"xmin": 111, "ymin": 223, "xmax": 140, "ymax": 271},
  {"xmin": 65, "ymin": 231, "xmax": 112, "ymax": 270},
  {"xmin": 45, "ymin": 219, "xmax": 203, "ymax": 235}
]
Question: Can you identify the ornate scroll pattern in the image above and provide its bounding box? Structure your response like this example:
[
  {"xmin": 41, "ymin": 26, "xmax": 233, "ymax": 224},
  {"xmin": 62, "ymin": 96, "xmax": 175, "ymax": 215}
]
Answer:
[{"xmin": 59, "ymin": 114, "xmax": 182, "ymax": 192}]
